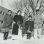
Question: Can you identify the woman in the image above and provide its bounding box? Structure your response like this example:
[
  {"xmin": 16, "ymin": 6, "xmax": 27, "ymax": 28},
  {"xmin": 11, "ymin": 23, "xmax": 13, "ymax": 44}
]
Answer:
[{"xmin": 12, "ymin": 10, "xmax": 23, "ymax": 40}]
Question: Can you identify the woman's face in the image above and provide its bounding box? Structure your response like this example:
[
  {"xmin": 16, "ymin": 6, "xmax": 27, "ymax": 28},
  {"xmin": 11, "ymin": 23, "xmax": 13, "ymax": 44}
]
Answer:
[{"xmin": 18, "ymin": 12, "xmax": 21, "ymax": 15}]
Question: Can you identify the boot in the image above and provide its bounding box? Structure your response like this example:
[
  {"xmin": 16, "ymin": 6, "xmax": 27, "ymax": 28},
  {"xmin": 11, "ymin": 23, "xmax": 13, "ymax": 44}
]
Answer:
[{"xmin": 3, "ymin": 32, "xmax": 9, "ymax": 40}]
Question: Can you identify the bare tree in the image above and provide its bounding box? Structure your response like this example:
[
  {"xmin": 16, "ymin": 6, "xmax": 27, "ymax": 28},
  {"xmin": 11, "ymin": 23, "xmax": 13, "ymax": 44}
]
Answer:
[
  {"xmin": 15, "ymin": 0, "xmax": 44, "ymax": 16},
  {"xmin": 7, "ymin": 0, "xmax": 44, "ymax": 16}
]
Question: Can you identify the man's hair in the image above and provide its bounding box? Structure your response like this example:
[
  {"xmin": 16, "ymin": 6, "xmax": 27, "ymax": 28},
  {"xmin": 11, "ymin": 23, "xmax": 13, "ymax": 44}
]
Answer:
[
  {"xmin": 8, "ymin": 10, "xmax": 12, "ymax": 13},
  {"xmin": 29, "ymin": 15, "xmax": 32, "ymax": 18},
  {"xmin": 36, "ymin": 9, "xmax": 39, "ymax": 12},
  {"xmin": 17, "ymin": 10, "xmax": 21, "ymax": 13}
]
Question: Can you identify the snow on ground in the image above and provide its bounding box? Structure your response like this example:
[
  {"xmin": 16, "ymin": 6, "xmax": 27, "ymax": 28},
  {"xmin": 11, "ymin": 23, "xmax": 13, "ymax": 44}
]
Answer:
[{"xmin": 0, "ymin": 33, "xmax": 44, "ymax": 44}]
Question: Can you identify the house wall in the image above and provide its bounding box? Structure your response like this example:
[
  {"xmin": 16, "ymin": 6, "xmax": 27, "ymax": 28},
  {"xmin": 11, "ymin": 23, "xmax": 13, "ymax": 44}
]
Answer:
[{"xmin": 0, "ymin": 6, "xmax": 16, "ymax": 30}]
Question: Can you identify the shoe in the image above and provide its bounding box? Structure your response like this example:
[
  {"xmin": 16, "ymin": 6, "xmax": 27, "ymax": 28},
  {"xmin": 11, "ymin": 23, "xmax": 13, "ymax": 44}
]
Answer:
[
  {"xmin": 3, "ymin": 38, "xmax": 7, "ymax": 40},
  {"xmin": 12, "ymin": 39, "xmax": 17, "ymax": 40}
]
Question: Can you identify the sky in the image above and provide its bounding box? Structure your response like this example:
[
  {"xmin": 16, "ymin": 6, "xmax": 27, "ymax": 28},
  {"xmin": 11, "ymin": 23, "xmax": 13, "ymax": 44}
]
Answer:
[{"xmin": 0, "ymin": 0, "xmax": 44, "ymax": 13}]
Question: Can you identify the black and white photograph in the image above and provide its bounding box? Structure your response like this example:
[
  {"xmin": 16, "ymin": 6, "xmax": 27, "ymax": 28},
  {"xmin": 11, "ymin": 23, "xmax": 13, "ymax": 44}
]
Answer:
[{"xmin": 0, "ymin": 0, "xmax": 44, "ymax": 44}]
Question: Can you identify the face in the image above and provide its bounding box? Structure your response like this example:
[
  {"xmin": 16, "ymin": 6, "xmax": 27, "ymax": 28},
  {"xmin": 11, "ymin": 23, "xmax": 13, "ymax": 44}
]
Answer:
[
  {"xmin": 36, "ymin": 11, "xmax": 39, "ymax": 15},
  {"xmin": 8, "ymin": 11, "xmax": 12, "ymax": 15},
  {"xmin": 18, "ymin": 12, "xmax": 21, "ymax": 15},
  {"xmin": 29, "ymin": 17, "xmax": 32, "ymax": 20}
]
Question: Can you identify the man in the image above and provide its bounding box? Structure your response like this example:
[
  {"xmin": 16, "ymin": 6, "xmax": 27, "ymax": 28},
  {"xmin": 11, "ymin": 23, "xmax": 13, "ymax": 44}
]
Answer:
[
  {"xmin": 25, "ymin": 15, "xmax": 34, "ymax": 39},
  {"xmin": 34, "ymin": 9, "xmax": 43, "ymax": 39},
  {"xmin": 3, "ymin": 10, "xmax": 13, "ymax": 40}
]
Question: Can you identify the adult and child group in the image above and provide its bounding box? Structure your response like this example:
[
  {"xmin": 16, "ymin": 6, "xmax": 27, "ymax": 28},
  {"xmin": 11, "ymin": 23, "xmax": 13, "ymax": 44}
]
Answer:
[{"xmin": 0, "ymin": 9, "xmax": 44, "ymax": 40}]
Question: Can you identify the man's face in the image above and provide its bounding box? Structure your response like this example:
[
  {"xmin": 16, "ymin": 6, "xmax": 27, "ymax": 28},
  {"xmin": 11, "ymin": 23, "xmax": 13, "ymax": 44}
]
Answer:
[
  {"xmin": 29, "ymin": 17, "xmax": 32, "ymax": 20},
  {"xmin": 36, "ymin": 11, "xmax": 39, "ymax": 15},
  {"xmin": 8, "ymin": 11, "xmax": 12, "ymax": 15}
]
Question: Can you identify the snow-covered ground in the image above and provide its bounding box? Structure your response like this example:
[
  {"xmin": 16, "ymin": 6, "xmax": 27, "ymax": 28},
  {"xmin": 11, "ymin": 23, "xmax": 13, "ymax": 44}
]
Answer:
[{"xmin": 0, "ymin": 33, "xmax": 44, "ymax": 44}]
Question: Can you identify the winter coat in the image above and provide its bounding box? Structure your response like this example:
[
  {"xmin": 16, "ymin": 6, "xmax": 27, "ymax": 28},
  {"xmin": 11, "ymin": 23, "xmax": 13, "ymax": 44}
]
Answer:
[{"xmin": 3, "ymin": 13, "xmax": 13, "ymax": 29}]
